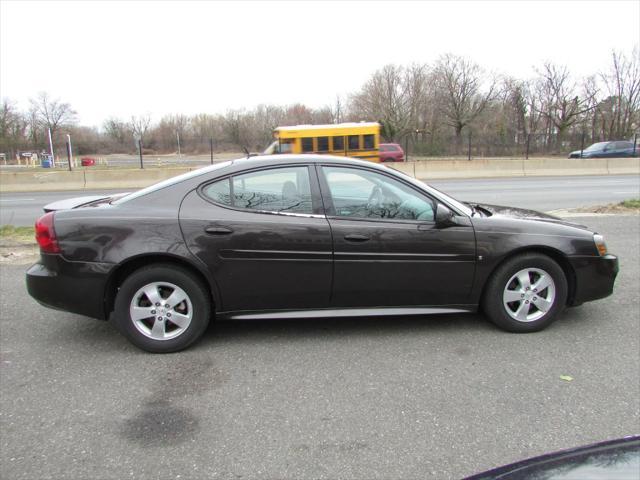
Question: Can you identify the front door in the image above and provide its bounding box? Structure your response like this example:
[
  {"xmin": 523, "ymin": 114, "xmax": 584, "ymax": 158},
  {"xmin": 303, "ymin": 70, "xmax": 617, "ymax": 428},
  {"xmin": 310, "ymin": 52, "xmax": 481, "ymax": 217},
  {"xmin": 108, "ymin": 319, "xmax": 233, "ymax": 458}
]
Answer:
[
  {"xmin": 319, "ymin": 165, "xmax": 476, "ymax": 307},
  {"xmin": 180, "ymin": 165, "xmax": 333, "ymax": 312}
]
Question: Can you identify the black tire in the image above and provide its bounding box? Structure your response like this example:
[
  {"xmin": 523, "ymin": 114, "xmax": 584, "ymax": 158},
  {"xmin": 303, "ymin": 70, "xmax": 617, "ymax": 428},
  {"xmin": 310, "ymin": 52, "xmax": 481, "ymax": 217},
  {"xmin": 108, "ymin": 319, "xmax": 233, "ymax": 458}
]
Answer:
[
  {"xmin": 483, "ymin": 253, "xmax": 567, "ymax": 333},
  {"xmin": 113, "ymin": 264, "xmax": 211, "ymax": 353},
  {"xmin": 382, "ymin": 157, "xmax": 392, "ymax": 163}
]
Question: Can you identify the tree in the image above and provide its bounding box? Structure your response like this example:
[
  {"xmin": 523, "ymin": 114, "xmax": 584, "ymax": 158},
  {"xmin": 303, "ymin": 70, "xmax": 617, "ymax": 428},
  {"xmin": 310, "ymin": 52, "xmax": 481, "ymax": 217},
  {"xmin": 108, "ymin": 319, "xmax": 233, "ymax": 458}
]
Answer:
[
  {"xmin": 103, "ymin": 117, "xmax": 131, "ymax": 149},
  {"xmin": 599, "ymin": 48, "xmax": 640, "ymax": 139},
  {"xmin": 29, "ymin": 92, "xmax": 77, "ymax": 139},
  {"xmin": 350, "ymin": 64, "xmax": 415, "ymax": 141},
  {"xmin": 535, "ymin": 62, "xmax": 597, "ymax": 146},
  {"xmin": 129, "ymin": 114, "xmax": 151, "ymax": 143},
  {"xmin": 432, "ymin": 54, "xmax": 496, "ymax": 138},
  {"xmin": 0, "ymin": 99, "xmax": 28, "ymax": 158}
]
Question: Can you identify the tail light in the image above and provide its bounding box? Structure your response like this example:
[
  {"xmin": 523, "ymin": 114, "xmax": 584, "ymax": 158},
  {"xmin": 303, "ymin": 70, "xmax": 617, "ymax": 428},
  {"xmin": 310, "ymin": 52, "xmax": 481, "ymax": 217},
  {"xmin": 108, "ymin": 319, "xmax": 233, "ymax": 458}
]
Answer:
[{"xmin": 35, "ymin": 212, "xmax": 61, "ymax": 253}]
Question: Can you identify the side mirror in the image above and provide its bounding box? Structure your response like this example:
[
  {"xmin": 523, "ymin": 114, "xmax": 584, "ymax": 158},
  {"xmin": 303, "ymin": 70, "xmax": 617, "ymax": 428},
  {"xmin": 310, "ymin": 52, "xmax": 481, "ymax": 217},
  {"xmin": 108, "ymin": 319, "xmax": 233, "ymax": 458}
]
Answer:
[{"xmin": 435, "ymin": 203, "xmax": 455, "ymax": 227}]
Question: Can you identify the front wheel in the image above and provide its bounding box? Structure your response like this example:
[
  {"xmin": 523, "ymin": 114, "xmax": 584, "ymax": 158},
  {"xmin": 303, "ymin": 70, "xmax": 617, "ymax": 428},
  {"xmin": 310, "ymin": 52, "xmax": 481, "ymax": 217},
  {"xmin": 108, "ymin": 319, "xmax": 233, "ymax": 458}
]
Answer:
[
  {"xmin": 483, "ymin": 253, "xmax": 567, "ymax": 332},
  {"xmin": 113, "ymin": 264, "xmax": 211, "ymax": 353}
]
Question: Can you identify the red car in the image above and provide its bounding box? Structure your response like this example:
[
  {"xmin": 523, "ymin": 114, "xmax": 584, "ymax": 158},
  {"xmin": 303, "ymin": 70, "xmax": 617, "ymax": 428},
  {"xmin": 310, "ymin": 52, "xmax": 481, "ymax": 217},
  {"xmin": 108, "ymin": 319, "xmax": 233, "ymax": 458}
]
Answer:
[
  {"xmin": 81, "ymin": 157, "xmax": 96, "ymax": 166},
  {"xmin": 379, "ymin": 143, "xmax": 404, "ymax": 162}
]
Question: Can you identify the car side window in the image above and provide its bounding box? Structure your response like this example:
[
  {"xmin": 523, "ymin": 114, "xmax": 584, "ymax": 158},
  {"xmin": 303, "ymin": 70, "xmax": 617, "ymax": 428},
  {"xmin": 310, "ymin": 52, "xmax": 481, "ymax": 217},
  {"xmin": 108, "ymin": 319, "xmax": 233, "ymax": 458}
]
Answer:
[
  {"xmin": 322, "ymin": 166, "xmax": 435, "ymax": 221},
  {"xmin": 203, "ymin": 167, "xmax": 313, "ymax": 214}
]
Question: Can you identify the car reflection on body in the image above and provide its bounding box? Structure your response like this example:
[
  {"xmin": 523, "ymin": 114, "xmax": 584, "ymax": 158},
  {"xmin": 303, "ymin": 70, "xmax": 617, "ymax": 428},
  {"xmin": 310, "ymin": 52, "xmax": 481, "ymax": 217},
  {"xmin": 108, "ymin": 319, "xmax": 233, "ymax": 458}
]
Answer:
[
  {"xmin": 464, "ymin": 436, "xmax": 640, "ymax": 480},
  {"xmin": 27, "ymin": 155, "xmax": 618, "ymax": 353}
]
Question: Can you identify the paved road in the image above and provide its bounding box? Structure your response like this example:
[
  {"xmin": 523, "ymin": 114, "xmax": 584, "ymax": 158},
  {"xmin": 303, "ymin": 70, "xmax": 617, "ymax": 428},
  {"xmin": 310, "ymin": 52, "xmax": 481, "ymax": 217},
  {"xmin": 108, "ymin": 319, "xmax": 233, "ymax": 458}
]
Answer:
[
  {"xmin": 1, "ymin": 215, "xmax": 638, "ymax": 479},
  {"xmin": 1, "ymin": 174, "xmax": 639, "ymax": 226}
]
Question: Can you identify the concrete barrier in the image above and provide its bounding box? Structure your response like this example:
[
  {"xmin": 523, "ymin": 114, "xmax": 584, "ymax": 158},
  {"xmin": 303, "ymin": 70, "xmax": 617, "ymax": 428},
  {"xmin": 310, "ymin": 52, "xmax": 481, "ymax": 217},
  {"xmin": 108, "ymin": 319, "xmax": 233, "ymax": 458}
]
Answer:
[{"xmin": 1, "ymin": 158, "xmax": 638, "ymax": 192}]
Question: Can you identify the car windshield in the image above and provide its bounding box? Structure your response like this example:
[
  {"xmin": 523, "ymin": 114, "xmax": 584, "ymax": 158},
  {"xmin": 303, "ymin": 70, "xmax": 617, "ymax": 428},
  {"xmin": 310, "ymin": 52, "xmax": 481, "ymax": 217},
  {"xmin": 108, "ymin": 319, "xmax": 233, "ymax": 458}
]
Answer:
[
  {"xmin": 385, "ymin": 165, "xmax": 472, "ymax": 216},
  {"xmin": 584, "ymin": 142, "xmax": 609, "ymax": 152},
  {"xmin": 112, "ymin": 161, "xmax": 233, "ymax": 205}
]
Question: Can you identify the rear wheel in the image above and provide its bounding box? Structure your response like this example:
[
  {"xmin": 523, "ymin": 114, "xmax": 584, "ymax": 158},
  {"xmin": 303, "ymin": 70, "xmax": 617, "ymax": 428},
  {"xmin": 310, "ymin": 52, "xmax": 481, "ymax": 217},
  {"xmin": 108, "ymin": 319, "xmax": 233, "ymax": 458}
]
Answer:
[
  {"xmin": 483, "ymin": 253, "xmax": 567, "ymax": 332},
  {"xmin": 113, "ymin": 264, "xmax": 211, "ymax": 353}
]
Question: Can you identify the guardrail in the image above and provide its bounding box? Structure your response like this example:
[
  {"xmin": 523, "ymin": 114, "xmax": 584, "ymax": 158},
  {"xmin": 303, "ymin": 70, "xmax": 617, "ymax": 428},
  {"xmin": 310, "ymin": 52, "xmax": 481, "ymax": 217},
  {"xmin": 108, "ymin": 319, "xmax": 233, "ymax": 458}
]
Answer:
[{"xmin": 0, "ymin": 157, "xmax": 638, "ymax": 192}]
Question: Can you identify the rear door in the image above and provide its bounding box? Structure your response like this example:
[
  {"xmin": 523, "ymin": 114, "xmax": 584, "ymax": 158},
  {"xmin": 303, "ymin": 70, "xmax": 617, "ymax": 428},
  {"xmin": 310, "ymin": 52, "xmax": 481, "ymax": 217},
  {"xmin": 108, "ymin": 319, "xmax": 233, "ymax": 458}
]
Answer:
[
  {"xmin": 179, "ymin": 164, "xmax": 333, "ymax": 312},
  {"xmin": 318, "ymin": 165, "xmax": 476, "ymax": 307}
]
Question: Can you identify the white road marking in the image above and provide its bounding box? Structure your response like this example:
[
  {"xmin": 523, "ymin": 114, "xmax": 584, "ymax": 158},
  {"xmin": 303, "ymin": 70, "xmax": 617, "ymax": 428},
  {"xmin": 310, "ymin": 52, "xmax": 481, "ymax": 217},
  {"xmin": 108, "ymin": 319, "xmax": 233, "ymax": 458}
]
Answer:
[{"xmin": 0, "ymin": 198, "xmax": 36, "ymax": 202}]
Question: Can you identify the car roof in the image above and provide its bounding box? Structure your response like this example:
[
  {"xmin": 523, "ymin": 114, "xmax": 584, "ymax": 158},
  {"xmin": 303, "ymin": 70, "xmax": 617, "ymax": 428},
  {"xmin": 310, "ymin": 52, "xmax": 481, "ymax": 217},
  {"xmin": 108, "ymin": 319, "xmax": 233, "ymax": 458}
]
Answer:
[{"xmin": 231, "ymin": 154, "xmax": 392, "ymax": 171}]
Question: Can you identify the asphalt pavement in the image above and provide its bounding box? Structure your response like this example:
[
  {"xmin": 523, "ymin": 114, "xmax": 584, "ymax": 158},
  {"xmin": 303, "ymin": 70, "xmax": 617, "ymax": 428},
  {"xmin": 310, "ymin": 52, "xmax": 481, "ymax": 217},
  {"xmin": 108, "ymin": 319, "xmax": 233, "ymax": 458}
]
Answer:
[
  {"xmin": 1, "ymin": 215, "xmax": 638, "ymax": 479},
  {"xmin": 1, "ymin": 174, "xmax": 639, "ymax": 226}
]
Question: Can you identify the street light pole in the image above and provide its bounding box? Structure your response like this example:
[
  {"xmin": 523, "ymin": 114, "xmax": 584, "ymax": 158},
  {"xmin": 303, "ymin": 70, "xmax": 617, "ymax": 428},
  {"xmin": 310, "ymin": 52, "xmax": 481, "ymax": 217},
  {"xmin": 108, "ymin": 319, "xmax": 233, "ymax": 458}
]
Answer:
[
  {"xmin": 48, "ymin": 128, "xmax": 55, "ymax": 167},
  {"xmin": 66, "ymin": 134, "xmax": 73, "ymax": 171}
]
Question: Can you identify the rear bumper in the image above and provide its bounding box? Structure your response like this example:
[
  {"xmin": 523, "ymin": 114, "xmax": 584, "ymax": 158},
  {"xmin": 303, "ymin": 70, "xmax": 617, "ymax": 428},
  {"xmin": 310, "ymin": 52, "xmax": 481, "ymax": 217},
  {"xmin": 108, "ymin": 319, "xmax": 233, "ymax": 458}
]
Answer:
[
  {"xmin": 26, "ymin": 254, "xmax": 114, "ymax": 320},
  {"xmin": 568, "ymin": 254, "xmax": 619, "ymax": 306}
]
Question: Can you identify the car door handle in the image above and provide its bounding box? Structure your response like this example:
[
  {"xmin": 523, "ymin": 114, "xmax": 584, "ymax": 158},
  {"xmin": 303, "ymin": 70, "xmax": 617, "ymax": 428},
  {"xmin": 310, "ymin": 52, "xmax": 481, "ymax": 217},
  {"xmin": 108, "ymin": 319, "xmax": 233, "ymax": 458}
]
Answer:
[
  {"xmin": 344, "ymin": 234, "xmax": 370, "ymax": 242},
  {"xmin": 205, "ymin": 226, "xmax": 233, "ymax": 235}
]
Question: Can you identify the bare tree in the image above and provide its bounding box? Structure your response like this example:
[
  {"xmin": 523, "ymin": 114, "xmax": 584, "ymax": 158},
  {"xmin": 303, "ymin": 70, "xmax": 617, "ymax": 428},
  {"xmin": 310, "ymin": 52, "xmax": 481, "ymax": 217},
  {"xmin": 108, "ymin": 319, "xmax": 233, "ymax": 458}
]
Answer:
[
  {"xmin": 432, "ymin": 54, "xmax": 497, "ymax": 138},
  {"xmin": 350, "ymin": 64, "xmax": 413, "ymax": 141},
  {"xmin": 103, "ymin": 117, "xmax": 131, "ymax": 148},
  {"xmin": 329, "ymin": 95, "xmax": 343, "ymax": 124},
  {"xmin": 129, "ymin": 114, "xmax": 151, "ymax": 143},
  {"xmin": 29, "ymin": 92, "xmax": 77, "ymax": 138},
  {"xmin": 535, "ymin": 62, "xmax": 597, "ymax": 146},
  {"xmin": 599, "ymin": 48, "xmax": 640, "ymax": 139}
]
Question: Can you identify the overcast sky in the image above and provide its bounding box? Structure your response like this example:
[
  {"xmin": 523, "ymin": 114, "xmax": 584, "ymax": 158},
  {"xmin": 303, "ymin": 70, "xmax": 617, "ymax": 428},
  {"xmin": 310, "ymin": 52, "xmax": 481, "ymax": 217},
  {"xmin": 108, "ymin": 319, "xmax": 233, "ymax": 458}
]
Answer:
[{"xmin": 1, "ymin": 0, "xmax": 638, "ymax": 127}]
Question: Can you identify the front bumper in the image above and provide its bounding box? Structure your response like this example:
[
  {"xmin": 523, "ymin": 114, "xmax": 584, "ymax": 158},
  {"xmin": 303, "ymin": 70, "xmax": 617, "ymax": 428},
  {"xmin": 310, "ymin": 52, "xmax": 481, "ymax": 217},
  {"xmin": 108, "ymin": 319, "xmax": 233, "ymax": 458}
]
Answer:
[
  {"xmin": 568, "ymin": 254, "xmax": 619, "ymax": 306},
  {"xmin": 26, "ymin": 254, "xmax": 115, "ymax": 320}
]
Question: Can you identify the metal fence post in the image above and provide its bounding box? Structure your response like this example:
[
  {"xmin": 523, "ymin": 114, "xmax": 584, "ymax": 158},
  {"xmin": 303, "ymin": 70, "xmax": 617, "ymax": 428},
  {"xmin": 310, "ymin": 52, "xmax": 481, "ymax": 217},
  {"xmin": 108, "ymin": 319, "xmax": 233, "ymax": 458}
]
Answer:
[
  {"xmin": 467, "ymin": 132, "xmax": 472, "ymax": 161},
  {"xmin": 210, "ymin": 138, "xmax": 214, "ymax": 165},
  {"xmin": 525, "ymin": 134, "xmax": 530, "ymax": 160},
  {"xmin": 580, "ymin": 133, "xmax": 585, "ymax": 158},
  {"xmin": 633, "ymin": 133, "xmax": 638, "ymax": 156},
  {"xmin": 138, "ymin": 139, "xmax": 144, "ymax": 169}
]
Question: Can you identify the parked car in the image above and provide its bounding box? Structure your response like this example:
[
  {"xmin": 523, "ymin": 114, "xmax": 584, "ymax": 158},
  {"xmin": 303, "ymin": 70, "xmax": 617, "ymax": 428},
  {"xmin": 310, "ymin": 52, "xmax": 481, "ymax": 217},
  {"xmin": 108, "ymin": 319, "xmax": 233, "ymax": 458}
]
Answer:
[
  {"xmin": 464, "ymin": 436, "xmax": 640, "ymax": 480},
  {"xmin": 81, "ymin": 157, "xmax": 96, "ymax": 166},
  {"xmin": 27, "ymin": 155, "xmax": 618, "ymax": 353},
  {"xmin": 379, "ymin": 143, "xmax": 405, "ymax": 162},
  {"xmin": 568, "ymin": 140, "xmax": 638, "ymax": 158}
]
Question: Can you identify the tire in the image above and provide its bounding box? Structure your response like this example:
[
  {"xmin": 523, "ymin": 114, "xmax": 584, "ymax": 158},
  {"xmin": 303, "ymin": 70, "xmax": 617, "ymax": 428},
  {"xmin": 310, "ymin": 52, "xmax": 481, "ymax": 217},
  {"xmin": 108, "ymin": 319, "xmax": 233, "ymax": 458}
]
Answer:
[
  {"xmin": 113, "ymin": 264, "xmax": 211, "ymax": 353},
  {"xmin": 483, "ymin": 253, "xmax": 567, "ymax": 333},
  {"xmin": 382, "ymin": 157, "xmax": 393, "ymax": 163}
]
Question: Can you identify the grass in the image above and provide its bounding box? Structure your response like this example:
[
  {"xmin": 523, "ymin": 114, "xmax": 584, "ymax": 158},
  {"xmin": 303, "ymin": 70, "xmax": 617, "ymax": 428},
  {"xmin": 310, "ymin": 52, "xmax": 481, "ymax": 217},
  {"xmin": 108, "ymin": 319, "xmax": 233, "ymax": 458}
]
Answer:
[
  {"xmin": 0, "ymin": 225, "xmax": 35, "ymax": 244},
  {"xmin": 620, "ymin": 198, "xmax": 640, "ymax": 209}
]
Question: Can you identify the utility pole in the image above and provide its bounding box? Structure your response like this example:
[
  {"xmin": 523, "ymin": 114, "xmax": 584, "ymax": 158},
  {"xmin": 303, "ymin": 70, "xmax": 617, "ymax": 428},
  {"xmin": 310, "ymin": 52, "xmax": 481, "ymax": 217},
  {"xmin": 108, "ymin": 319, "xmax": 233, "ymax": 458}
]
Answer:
[
  {"xmin": 66, "ymin": 134, "xmax": 73, "ymax": 171},
  {"xmin": 48, "ymin": 128, "xmax": 55, "ymax": 167},
  {"xmin": 467, "ymin": 131, "xmax": 472, "ymax": 161}
]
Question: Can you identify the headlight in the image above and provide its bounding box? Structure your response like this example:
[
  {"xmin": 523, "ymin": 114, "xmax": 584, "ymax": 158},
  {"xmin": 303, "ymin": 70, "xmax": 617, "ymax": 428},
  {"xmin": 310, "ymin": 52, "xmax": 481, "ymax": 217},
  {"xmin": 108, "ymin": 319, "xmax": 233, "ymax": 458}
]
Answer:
[{"xmin": 593, "ymin": 234, "xmax": 608, "ymax": 256}]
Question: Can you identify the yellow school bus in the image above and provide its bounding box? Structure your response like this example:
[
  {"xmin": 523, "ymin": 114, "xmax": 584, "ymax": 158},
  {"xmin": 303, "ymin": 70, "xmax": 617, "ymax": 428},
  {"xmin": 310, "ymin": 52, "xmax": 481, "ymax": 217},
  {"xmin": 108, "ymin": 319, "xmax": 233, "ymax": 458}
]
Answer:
[{"xmin": 263, "ymin": 122, "xmax": 381, "ymax": 162}]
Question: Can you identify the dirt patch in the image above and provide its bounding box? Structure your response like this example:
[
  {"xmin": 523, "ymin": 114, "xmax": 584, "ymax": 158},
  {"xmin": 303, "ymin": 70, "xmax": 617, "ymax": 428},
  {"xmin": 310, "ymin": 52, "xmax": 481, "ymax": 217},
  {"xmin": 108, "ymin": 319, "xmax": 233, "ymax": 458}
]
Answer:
[
  {"xmin": 0, "ymin": 243, "xmax": 38, "ymax": 265},
  {"xmin": 571, "ymin": 202, "xmax": 640, "ymax": 214}
]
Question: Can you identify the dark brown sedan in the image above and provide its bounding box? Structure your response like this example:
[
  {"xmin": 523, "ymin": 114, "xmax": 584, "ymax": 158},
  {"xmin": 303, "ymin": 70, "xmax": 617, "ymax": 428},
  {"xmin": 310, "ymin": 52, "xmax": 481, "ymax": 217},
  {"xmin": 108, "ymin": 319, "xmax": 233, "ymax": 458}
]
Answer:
[{"xmin": 27, "ymin": 155, "xmax": 618, "ymax": 352}]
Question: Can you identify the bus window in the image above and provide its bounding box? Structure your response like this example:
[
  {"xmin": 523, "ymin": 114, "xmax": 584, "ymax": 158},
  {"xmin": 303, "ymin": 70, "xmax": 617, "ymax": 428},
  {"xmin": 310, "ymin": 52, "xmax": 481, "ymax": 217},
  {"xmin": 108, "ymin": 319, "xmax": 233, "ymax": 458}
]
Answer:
[
  {"xmin": 317, "ymin": 136, "xmax": 329, "ymax": 152},
  {"xmin": 348, "ymin": 135, "xmax": 360, "ymax": 150},
  {"xmin": 363, "ymin": 134, "xmax": 375, "ymax": 149},
  {"xmin": 333, "ymin": 136, "xmax": 344, "ymax": 151},
  {"xmin": 301, "ymin": 138, "xmax": 314, "ymax": 152}
]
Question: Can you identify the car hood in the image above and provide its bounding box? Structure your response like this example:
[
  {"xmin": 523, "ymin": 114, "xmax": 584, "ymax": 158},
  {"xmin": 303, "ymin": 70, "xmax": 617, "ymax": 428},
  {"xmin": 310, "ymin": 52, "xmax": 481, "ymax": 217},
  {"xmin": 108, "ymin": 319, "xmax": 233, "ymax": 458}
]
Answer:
[
  {"xmin": 472, "ymin": 203, "xmax": 589, "ymax": 229},
  {"xmin": 43, "ymin": 193, "xmax": 130, "ymax": 212}
]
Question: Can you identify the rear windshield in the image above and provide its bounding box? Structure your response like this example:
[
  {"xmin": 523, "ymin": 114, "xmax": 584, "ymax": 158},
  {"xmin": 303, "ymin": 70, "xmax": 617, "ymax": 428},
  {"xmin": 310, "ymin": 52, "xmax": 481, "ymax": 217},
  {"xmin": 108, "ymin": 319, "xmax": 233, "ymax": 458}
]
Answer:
[{"xmin": 112, "ymin": 161, "xmax": 233, "ymax": 205}]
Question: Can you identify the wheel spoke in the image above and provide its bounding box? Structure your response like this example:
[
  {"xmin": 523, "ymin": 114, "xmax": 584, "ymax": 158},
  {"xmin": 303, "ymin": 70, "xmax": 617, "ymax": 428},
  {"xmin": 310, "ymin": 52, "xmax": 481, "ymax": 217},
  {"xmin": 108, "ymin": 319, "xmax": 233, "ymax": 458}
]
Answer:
[
  {"xmin": 169, "ymin": 312, "xmax": 190, "ymax": 328},
  {"xmin": 515, "ymin": 301, "xmax": 531, "ymax": 321},
  {"xmin": 504, "ymin": 289, "xmax": 523, "ymax": 303},
  {"xmin": 532, "ymin": 296, "xmax": 553, "ymax": 313},
  {"xmin": 150, "ymin": 319, "xmax": 165, "ymax": 339},
  {"xmin": 165, "ymin": 288, "xmax": 188, "ymax": 309},
  {"xmin": 143, "ymin": 285, "xmax": 163, "ymax": 306},
  {"xmin": 516, "ymin": 271, "xmax": 531, "ymax": 290},
  {"xmin": 130, "ymin": 306, "xmax": 154, "ymax": 322},
  {"xmin": 532, "ymin": 274, "xmax": 552, "ymax": 293}
]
